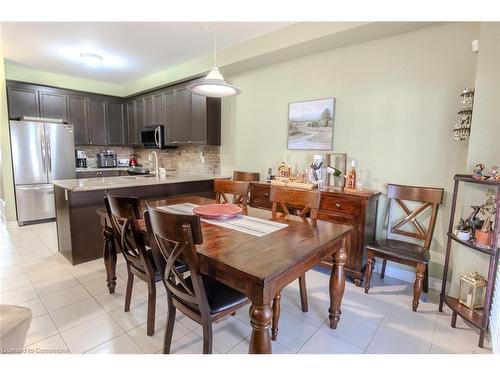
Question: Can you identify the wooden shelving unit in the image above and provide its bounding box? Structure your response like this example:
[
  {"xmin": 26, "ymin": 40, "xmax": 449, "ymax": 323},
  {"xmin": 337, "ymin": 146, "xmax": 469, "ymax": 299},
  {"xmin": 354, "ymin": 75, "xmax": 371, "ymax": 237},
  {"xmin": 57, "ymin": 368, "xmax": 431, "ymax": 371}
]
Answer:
[{"xmin": 439, "ymin": 174, "xmax": 500, "ymax": 348}]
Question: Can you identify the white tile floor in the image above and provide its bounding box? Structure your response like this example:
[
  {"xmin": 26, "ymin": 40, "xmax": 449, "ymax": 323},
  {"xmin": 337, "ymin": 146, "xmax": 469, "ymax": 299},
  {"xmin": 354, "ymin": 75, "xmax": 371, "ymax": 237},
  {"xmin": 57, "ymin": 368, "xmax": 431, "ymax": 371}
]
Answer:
[{"xmin": 0, "ymin": 220, "xmax": 492, "ymax": 354}]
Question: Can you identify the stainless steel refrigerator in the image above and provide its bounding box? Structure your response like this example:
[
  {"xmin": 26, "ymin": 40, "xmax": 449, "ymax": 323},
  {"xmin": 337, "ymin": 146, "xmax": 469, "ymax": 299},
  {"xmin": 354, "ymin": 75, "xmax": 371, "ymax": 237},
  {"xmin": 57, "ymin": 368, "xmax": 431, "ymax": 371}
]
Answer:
[{"xmin": 10, "ymin": 119, "xmax": 76, "ymax": 225}]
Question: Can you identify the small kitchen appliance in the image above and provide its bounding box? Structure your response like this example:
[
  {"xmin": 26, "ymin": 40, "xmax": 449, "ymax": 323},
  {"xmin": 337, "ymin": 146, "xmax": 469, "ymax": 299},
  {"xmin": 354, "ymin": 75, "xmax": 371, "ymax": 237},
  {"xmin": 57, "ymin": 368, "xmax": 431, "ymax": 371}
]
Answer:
[
  {"xmin": 129, "ymin": 154, "xmax": 138, "ymax": 167},
  {"xmin": 96, "ymin": 150, "xmax": 117, "ymax": 168},
  {"xmin": 141, "ymin": 125, "xmax": 165, "ymax": 149},
  {"xmin": 75, "ymin": 150, "xmax": 87, "ymax": 168}
]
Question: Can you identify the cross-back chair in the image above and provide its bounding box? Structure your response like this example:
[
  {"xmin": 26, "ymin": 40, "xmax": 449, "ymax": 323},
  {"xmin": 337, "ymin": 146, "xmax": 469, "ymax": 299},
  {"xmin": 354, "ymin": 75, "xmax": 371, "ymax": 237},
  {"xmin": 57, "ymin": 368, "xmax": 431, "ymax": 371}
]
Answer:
[
  {"xmin": 104, "ymin": 194, "xmax": 159, "ymax": 336},
  {"xmin": 268, "ymin": 186, "xmax": 321, "ymax": 340},
  {"xmin": 364, "ymin": 183, "xmax": 444, "ymax": 311},
  {"xmin": 144, "ymin": 205, "xmax": 249, "ymax": 354},
  {"xmin": 214, "ymin": 179, "xmax": 250, "ymax": 209}
]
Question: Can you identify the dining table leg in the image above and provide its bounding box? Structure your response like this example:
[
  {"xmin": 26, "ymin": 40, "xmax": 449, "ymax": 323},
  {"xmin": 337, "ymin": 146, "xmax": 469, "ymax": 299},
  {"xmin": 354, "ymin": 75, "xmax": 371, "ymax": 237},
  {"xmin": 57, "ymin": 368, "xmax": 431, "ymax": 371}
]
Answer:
[
  {"xmin": 328, "ymin": 237, "xmax": 348, "ymax": 329},
  {"xmin": 102, "ymin": 225, "xmax": 117, "ymax": 294},
  {"xmin": 248, "ymin": 303, "xmax": 273, "ymax": 354}
]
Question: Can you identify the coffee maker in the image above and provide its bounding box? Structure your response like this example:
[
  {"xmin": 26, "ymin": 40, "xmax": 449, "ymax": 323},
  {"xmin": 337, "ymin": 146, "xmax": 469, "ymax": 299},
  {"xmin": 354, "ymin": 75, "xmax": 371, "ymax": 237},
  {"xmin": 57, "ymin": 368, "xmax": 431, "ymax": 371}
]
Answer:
[{"xmin": 75, "ymin": 150, "xmax": 87, "ymax": 168}]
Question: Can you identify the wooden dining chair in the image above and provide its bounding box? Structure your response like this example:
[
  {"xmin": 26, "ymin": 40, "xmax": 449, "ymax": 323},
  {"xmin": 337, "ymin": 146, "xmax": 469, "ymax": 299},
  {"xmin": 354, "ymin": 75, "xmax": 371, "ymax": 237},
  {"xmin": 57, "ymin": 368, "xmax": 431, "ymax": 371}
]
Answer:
[
  {"xmin": 268, "ymin": 185, "xmax": 321, "ymax": 340},
  {"xmin": 232, "ymin": 171, "xmax": 259, "ymax": 206},
  {"xmin": 144, "ymin": 205, "xmax": 250, "ymax": 354},
  {"xmin": 104, "ymin": 194, "xmax": 159, "ymax": 336},
  {"xmin": 364, "ymin": 183, "xmax": 443, "ymax": 311},
  {"xmin": 214, "ymin": 179, "xmax": 250, "ymax": 209},
  {"xmin": 232, "ymin": 171, "xmax": 260, "ymax": 182}
]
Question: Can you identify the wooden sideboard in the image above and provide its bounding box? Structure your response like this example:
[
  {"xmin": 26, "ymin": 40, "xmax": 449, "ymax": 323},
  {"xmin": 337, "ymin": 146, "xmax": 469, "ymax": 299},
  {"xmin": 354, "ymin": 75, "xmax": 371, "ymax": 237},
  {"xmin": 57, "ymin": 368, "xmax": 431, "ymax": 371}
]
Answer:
[{"xmin": 249, "ymin": 182, "xmax": 380, "ymax": 286}]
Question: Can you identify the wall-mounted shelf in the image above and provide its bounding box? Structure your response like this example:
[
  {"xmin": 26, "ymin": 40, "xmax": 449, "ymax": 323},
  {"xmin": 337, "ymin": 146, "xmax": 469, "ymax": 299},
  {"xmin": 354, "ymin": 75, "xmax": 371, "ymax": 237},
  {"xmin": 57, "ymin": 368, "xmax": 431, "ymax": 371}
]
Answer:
[{"xmin": 439, "ymin": 174, "xmax": 500, "ymax": 348}]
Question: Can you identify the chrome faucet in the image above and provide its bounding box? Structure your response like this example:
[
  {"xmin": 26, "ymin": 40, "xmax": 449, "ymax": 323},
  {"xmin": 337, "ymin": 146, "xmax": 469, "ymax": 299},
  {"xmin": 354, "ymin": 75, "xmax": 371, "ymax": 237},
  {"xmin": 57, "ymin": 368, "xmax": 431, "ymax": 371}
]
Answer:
[{"xmin": 149, "ymin": 151, "xmax": 159, "ymax": 176}]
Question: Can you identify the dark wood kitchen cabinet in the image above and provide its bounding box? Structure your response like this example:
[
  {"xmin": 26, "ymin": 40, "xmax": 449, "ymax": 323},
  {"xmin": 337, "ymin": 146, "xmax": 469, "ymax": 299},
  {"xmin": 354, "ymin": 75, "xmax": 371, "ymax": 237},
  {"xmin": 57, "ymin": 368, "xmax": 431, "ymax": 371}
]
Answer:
[
  {"xmin": 143, "ymin": 95, "xmax": 154, "ymax": 127},
  {"xmin": 39, "ymin": 89, "xmax": 67, "ymax": 121},
  {"xmin": 7, "ymin": 84, "xmax": 40, "ymax": 119},
  {"xmin": 172, "ymin": 87, "xmax": 190, "ymax": 144},
  {"xmin": 126, "ymin": 101, "xmax": 139, "ymax": 146},
  {"xmin": 164, "ymin": 89, "xmax": 175, "ymax": 144},
  {"xmin": 67, "ymin": 94, "xmax": 88, "ymax": 145},
  {"xmin": 153, "ymin": 93, "xmax": 165, "ymax": 125},
  {"xmin": 249, "ymin": 182, "xmax": 380, "ymax": 286},
  {"xmin": 107, "ymin": 100, "xmax": 126, "ymax": 145},
  {"xmin": 6, "ymin": 79, "xmax": 221, "ymax": 147},
  {"xmin": 191, "ymin": 94, "xmax": 221, "ymax": 145},
  {"xmin": 86, "ymin": 97, "xmax": 108, "ymax": 145}
]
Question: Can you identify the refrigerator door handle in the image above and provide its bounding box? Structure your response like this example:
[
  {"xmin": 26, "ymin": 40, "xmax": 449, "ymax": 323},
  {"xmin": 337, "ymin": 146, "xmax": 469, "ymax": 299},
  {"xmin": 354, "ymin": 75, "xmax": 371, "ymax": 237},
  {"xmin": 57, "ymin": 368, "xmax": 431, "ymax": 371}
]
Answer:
[
  {"xmin": 40, "ymin": 127, "xmax": 47, "ymax": 173},
  {"xmin": 46, "ymin": 128, "xmax": 52, "ymax": 174}
]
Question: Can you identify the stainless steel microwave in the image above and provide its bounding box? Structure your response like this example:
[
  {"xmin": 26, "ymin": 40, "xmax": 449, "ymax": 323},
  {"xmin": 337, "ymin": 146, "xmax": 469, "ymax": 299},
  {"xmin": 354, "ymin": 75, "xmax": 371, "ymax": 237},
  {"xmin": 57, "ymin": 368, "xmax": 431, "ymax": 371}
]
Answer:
[{"xmin": 140, "ymin": 125, "xmax": 165, "ymax": 149}]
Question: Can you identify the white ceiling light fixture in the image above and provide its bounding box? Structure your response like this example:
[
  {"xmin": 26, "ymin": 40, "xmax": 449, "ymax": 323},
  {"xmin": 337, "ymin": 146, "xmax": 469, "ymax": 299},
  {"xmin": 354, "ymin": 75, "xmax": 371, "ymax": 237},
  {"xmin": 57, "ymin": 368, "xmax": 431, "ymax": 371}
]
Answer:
[
  {"xmin": 187, "ymin": 23, "xmax": 241, "ymax": 98},
  {"xmin": 79, "ymin": 52, "xmax": 103, "ymax": 67}
]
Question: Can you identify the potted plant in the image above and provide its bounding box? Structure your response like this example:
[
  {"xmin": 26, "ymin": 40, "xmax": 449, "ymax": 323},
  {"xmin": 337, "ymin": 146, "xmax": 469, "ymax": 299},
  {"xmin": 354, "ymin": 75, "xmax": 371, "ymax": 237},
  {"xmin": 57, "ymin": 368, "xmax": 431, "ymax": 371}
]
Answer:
[
  {"xmin": 475, "ymin": 189, "xmax": 496, "ymax": 248},
  {"xmin": 456, "ymin": 219, "xmax": 472, "ymax": 241}
]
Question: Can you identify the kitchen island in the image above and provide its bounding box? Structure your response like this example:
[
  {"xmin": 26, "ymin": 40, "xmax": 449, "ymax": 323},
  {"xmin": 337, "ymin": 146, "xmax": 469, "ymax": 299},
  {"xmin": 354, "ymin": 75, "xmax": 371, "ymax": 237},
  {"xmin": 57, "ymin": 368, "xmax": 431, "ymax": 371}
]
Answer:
[{"xmin": 52, "ymin": 173, "xmax": 223, "ymax": 265}]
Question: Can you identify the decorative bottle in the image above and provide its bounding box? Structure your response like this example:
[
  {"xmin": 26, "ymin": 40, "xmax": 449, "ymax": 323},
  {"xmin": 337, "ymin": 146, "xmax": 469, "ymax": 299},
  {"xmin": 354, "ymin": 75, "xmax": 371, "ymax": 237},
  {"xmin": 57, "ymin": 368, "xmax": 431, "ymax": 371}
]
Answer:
[{"xmin": 346, "ymin": 160, "xmax": 357, "ymax": 189}]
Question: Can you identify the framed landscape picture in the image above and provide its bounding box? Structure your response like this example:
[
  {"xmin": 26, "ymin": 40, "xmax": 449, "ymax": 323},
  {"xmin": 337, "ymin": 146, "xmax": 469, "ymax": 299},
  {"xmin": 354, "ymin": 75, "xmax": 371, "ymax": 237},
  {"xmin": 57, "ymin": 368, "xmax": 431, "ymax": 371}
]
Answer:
[{"xmin": 287, "ymin": 98, "xmax": 335, "ymax": 150}]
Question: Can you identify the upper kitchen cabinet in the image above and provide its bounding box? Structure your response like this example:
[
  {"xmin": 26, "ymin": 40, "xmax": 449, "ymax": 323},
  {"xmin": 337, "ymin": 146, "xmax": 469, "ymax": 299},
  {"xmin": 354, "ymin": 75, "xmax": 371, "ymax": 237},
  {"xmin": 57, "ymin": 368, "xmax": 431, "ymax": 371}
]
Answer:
[
  {"xmin": 143, "ymin": 95, "xmax": 154, "ymax": 127},
  {"xmin": 39, "ymin": 89, "xmax": 68, "ymax": 122},
  {"xmin": 190, "ymin": 94, "xmax": 221, "ymax": 145},
  {"xmin": 7, "ymin": 83, "xmax": 40, "ymax": 119},
  {"xmin": 107, "ymin": 100, "xmax": 126, "ymax": 146},
  {"xmin": 153, "ymin": 92, "xmax": 165, "ymax": 125},
  {"xmin": 165, "ymin": 85, "xmax": 221, "ymax": 146},
  {"xmin": 86, "ymin": 96, "xmax": 108, "ymax": 145},
  {"xmin": 67, "ymin": 94, "xmax": 88, "ymax": 145},
  {"xmin": 172, "ymin": 87, "xmax": 190, "ymax": 144},
  {"xmin": 126, "ymin": 100, "xmax": 139, "ymax": 146},
  {"xmin": 143, "ymin": 91, "xmax": 166, "ymax": 128}
]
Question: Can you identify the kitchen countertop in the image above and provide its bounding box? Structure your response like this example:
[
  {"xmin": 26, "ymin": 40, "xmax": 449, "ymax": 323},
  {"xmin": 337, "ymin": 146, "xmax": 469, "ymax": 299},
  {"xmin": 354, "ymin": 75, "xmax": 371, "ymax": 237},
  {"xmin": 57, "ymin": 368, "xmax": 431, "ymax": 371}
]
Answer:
[{"xmin": 52, "ymin": 173, "xmax": 228, "ymax": 192}]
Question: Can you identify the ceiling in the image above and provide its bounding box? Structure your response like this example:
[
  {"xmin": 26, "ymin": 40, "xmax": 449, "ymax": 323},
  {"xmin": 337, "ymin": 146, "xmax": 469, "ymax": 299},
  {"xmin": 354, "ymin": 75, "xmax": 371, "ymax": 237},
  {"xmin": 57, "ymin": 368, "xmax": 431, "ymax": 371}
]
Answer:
[{"xmin": 1, "ymin": 22, "xmax": 290, "ymax": 84}]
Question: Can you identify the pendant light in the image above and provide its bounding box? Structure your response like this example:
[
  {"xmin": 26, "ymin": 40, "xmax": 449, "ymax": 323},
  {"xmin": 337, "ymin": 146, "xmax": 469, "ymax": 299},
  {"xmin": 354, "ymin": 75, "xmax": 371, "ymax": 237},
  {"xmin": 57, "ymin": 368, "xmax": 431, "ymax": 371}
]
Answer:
[{"xmin": 187, "ymin": 24, "xmax": 241, "ymax": 97}]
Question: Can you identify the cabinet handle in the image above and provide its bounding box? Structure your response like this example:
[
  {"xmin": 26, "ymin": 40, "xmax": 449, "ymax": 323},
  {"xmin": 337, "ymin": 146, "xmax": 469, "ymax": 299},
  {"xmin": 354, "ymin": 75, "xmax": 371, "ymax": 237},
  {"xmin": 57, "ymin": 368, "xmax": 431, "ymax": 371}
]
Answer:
[
  {"xmin": 264, "ymin": 193, "xmax": 269, "ymax": 197},
  {"xmin": 335, "ymin": 203, "xmax": 341, "ymax": 208}
]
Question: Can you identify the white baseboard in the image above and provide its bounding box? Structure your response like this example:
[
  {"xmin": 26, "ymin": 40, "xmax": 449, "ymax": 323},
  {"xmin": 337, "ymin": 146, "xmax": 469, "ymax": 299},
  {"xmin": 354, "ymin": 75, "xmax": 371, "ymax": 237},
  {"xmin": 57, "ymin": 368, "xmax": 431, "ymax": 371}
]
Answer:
[{"xmin": 373, "ymin": 260, "xmax": 450, "ymax": 292}]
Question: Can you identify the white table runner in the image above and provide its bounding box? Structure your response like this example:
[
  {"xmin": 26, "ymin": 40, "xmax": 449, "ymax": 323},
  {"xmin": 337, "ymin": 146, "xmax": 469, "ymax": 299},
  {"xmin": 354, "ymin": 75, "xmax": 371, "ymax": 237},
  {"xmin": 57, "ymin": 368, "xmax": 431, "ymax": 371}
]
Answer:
[{"xmin": 158, "ymin": 203, "xmax": 288, "ymax": 237}]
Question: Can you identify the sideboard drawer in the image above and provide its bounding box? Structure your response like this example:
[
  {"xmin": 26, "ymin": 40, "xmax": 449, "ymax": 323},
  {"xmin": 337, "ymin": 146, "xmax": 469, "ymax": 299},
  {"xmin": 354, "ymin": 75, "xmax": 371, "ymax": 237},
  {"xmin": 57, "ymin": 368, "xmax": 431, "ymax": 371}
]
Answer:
[{"xmin": 319, "ymin": 194, "xmax": 361, "ymax": 216}]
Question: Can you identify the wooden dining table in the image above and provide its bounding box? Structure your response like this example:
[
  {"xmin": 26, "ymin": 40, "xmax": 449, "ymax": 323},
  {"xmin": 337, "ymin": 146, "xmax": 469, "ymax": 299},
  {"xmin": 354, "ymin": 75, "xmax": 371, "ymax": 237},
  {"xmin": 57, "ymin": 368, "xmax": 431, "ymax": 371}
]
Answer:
[{"xmin": 97, "ymin": 193, "xmax": 353, "ymax": 354}]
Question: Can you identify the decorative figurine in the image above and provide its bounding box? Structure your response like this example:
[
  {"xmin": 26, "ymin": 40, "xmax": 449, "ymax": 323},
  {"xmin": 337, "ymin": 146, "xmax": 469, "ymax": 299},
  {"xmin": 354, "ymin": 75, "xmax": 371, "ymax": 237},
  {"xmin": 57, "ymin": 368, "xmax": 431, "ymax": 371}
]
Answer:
[
  {"xmin": 309, "ymin": 155, "xmax": 324, "ymax": 184},
  {"xmin": 473, "ymin": 163, "xmax": 485, "ymax": 180},
  {"xmin": 490, "ymin": 165, "xmax": 499, "ymax": 180},
  {"xmin": 475, "ymin": 189, "xmax": 496, "ymax": 248},
  {"xmin": 278, "ymin": 161, "xmax": 291, "ymax": 178}
]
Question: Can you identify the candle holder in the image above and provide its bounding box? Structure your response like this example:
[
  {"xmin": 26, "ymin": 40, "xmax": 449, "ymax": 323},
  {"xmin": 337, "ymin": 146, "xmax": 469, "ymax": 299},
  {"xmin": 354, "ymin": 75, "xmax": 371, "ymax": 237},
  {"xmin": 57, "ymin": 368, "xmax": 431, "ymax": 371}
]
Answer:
[{"xmin": 458, "ymin": 272, "xmax": 487, "ymax": 310}]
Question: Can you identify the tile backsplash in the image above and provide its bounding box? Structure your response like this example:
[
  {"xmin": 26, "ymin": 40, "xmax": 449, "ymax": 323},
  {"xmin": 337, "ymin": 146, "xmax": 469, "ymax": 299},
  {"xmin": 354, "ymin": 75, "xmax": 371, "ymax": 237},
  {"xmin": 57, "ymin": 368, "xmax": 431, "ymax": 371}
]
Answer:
[
  {"xmin": 75, "ymin": 145, "xmax": 220, "ymax": 175},
  {"xmin": 133, "ymin": 145, "xmax": 220, "ymax": 175}
]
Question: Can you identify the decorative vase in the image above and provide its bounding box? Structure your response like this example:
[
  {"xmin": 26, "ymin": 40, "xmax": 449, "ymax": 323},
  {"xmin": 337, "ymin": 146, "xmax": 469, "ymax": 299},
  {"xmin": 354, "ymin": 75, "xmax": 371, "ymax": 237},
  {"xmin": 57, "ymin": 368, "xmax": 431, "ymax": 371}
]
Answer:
[
  {"xmin": 475, "ymin": 229, "xmax": 493, "ymax": 248},
  {"xmin": 456, "ymin": 230, "xmax": 471, "ymax": 242}
]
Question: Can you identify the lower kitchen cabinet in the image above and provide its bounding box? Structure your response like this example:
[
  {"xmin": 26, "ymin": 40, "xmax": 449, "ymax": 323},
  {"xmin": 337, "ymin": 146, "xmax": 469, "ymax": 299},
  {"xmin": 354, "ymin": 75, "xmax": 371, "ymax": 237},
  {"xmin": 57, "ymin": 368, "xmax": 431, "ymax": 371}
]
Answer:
[
  {"xmin": 76, "ymin": 170, "xmax": 127, "ymax": 178},
  {"xmin": 249, "ymin": 182, "xmax": 380, "ymax": 286}
]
